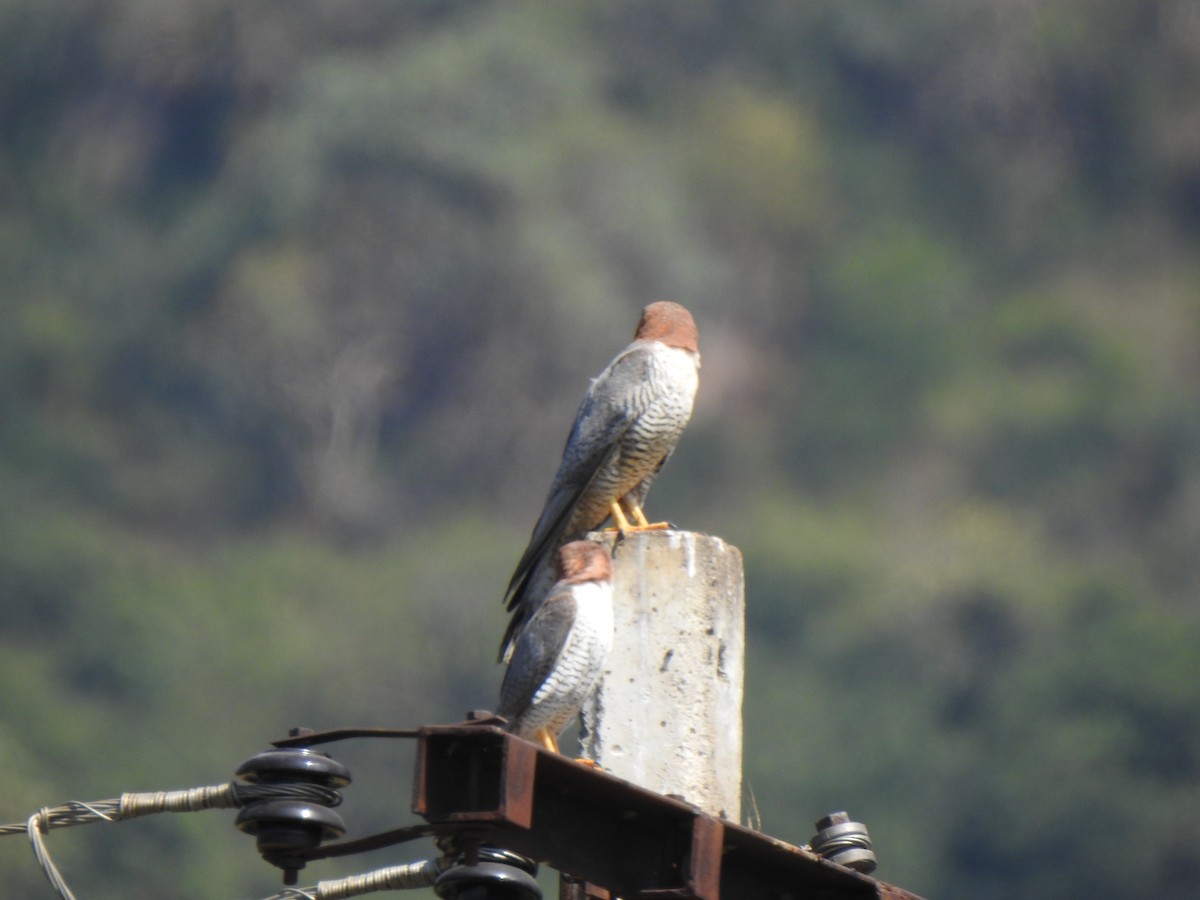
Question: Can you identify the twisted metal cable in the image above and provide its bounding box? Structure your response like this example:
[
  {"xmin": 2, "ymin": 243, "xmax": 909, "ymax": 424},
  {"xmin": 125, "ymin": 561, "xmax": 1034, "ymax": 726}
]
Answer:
[
  {"xmin": 257, "ymin": 857, "xmax": 449, "ymax": 900},
  {"xmin": 2, "ymin": 781, "xmax": 344, "ymax": 900},
  {"xmin": 27, "ymin": 808, "xmax": 78, "ymax": 900},
  {"xmin": 1, "ymin": 782, "xmax": 342, "ymax": 837}
]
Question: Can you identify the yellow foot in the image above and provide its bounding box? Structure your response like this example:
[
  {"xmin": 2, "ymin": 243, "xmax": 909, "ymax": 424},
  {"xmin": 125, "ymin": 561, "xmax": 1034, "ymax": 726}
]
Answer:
[
  {"xmin": 603, "ymin": 501, "xmax": 671, "ymax": 533},
  {"xmin": 573, "ymin": 757, "xmax": 603, "ymax": 769},
  {"xmin": 534, "ymin": 728, "xmax": 559, "ymax": 754},
  {"xmin": 603, "ymin": 500, "xmax": 634, "ymax": 533},
  {"xmin": 630, "ymin": 506, "xmax": 673, "ymax": 530}
]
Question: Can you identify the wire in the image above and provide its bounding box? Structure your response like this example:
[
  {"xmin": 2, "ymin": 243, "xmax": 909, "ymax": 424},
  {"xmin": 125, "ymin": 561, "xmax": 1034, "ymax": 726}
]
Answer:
[
  {"xmin": 2, "ymin": 782, "xmax": 343, "ymax": 900},
  {"xmin": 27, "ymin": 808, "xmax": 77, "ymax": 900},
  {"xmin": 256, "ymin": 857, "xmax": 449, "ymax": 899}
]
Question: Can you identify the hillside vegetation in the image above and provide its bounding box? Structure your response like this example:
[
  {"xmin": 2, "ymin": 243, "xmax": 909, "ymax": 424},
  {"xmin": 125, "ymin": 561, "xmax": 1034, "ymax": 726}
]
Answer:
[{"xmin": 3, "ymin": 3, "xmax": 1199, "ymax": 897}]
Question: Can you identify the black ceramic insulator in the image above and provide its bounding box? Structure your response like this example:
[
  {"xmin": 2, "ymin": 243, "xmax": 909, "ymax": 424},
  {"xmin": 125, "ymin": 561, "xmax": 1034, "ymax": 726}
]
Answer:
[
  {"xmin": 434, "ymin": 846, "xmax": 541, "ymax": 900},
  {"xmin": 235, "ymin": 800, "xmax": 346, "ymax": 884},
  {"xmin": 233, "ymin": 746, "xmax": 351, "ymax": 884},
  {"xmin": 235, "ymin": 747, "xmax": 352, "ymax": 788}
]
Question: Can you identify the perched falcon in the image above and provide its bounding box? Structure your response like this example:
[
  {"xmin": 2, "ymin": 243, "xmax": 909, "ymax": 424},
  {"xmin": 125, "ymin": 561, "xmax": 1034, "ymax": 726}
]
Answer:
[
  {"xmin": 496, "ymin": 540, "xmax": 614, "ymax": 754},
  {"xmin": 500, "ymin": 301, "xmax": 700, "ymax": 661}
]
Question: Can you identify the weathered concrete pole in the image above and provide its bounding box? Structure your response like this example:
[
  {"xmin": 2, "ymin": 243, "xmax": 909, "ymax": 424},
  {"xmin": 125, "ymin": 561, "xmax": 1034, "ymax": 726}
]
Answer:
[{"xmin": 579, "ymin": 530, "xmax": 744, "ymax": 821}]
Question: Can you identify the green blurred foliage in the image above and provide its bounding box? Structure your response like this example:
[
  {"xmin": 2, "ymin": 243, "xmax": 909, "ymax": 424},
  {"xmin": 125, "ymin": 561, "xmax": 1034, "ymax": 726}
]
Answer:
[{"xmin": 3, "ymin": 1, "xmax": 1199, "ymax": 897}]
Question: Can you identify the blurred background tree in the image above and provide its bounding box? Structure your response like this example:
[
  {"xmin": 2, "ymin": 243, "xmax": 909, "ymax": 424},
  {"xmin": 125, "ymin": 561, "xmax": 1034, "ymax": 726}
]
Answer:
[{"xmin": 3, "ymin": 1, "xmax": 1199, "ymax": 897}]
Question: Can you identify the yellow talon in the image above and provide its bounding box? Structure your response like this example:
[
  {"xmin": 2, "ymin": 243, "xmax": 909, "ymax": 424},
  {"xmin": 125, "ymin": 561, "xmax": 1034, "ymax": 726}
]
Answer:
[
  {"xmin": 629, "ymin": 505, "xmax": 670, "ymax": 530},
  {"xmin": 604, "ymin": 500, "xmax": 671, "ymax": 533}
]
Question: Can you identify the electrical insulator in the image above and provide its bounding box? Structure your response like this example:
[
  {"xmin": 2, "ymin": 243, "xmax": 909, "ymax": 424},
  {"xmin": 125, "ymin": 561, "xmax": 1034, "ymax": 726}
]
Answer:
[
  {"xmin": 234, "ymin": 746, "xmax": 352, "ymax": 885},
  {"xmin": 434, "ymin": 845, "xmax": 542, "ymax": 900},
  {"xmin": 808, "ymin": 811, "xmax": 877, "ymax": 874}
]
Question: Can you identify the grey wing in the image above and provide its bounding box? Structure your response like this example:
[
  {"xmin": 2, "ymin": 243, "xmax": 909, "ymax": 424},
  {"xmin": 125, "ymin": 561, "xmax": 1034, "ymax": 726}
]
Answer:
[
  {"xmin": 497, "ymin": 594, "xmax": 579, "ymax": 720},
  {"xmin": 501, "ymin": 345, "xmax": 655, "ymax": 630}
]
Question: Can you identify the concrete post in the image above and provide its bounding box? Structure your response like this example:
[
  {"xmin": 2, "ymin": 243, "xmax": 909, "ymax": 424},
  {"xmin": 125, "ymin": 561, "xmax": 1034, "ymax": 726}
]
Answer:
[{"xmin": 579, "ymin": 530, "xmax": 744, "ymax": 821}]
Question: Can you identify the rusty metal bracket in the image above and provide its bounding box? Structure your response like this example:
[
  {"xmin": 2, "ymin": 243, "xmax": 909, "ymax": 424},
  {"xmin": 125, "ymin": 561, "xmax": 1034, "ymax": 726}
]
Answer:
[
  {"xmin": 261, "ymin": 723, "xmax": 926, "ymax": 900},
  {"xmin": 412, "ymin": 724, "xmax": 925, "ymax": 900}
]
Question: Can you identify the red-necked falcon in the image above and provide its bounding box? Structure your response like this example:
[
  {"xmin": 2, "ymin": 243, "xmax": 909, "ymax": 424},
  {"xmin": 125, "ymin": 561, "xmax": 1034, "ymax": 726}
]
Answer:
[
  {"xmin": 496, "ymin": 540, "xmax": 614, "ymax": 753},
  {"xmin": 500, "ymin": 301, "xmax": 700, "ymax": 662}
]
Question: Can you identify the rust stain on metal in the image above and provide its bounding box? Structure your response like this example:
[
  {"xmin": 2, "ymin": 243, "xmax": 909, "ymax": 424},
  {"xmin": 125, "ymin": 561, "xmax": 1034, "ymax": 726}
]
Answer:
[{"xmin": 409, "ymin": 724, "xmax": 927, "ymax": 900}]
